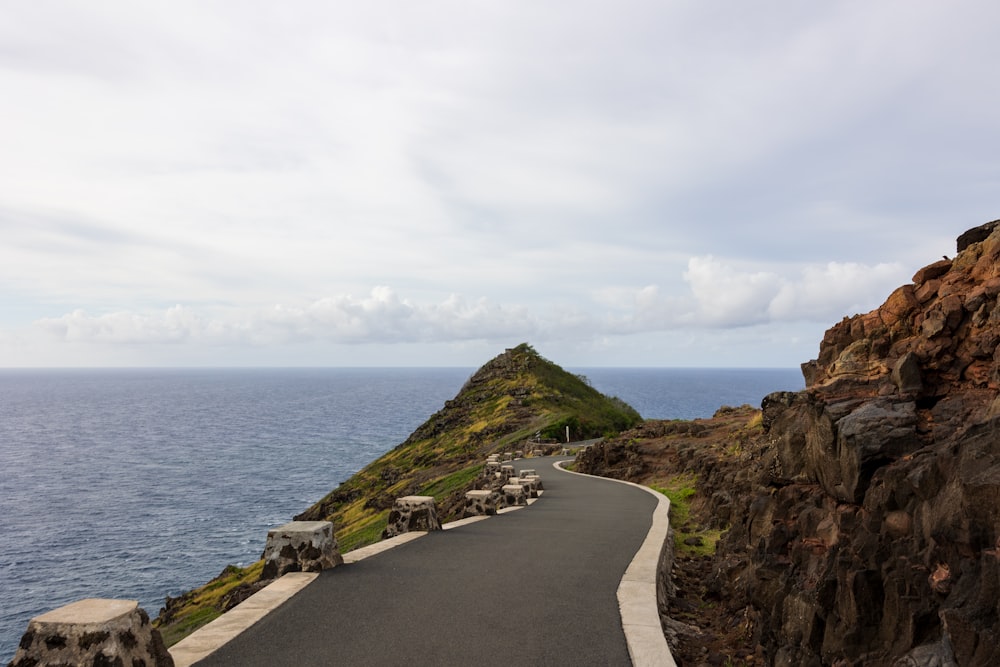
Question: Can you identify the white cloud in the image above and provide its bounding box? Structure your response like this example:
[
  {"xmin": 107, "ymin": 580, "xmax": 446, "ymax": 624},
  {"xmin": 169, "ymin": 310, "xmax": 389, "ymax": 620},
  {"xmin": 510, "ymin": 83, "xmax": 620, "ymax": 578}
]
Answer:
[
  {"xmin": 29, "ymin": 255, "xmax": 909, "ymax": 361},
  {"xmin": 1, "ymin": 1, "xmax": 997, "ymax": 366},
  {"xmin": 683, "ymin": 257, "xmax": 784, "ymax": 327},
  {"xmin": 767, "ymin": 261, "xmax": 906, "ymax": 320},
  {"xmin": 34, "ymin": 288, "xmax": 546, "ymax": 349}
]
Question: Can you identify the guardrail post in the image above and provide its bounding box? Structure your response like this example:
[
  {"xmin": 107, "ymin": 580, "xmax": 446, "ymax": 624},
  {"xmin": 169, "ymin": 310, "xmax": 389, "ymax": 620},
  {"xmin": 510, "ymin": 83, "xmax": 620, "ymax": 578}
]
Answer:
[
  {"xmin": 9, "ymin": 598, "xmax": 173, "ymax": 667},
  {"xmin": 262, "ymin": 520, "xmax": 343, "ymax": 580},
  {"xmin": 385, "ymin": 495, "xmax": 442, "ymax": 537}
]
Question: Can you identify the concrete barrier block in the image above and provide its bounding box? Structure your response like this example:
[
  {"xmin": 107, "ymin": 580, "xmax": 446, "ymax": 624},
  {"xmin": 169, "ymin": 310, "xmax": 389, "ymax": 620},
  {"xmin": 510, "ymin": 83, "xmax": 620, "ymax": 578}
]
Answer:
[
  {"xmin": 501, "ymin": 484, "xmax": 527, "ymax": 507},
  {"xmin": 9, "ymin": 598, "xmax": 174, "ymax": 667},
  {"xmin": 522, "ymin": 473, "xmax": 544, "ymax": 491},
  {"xmin": 463, "ymin": 489, "xmax": 498, "ymax": 517},
  {"xmin": 262, "ymin": 520, "xmax": 343, "ymax": 580},
  {"xmin": 385, "ymin": 495, "xmax": 442, "ymax": 537}
]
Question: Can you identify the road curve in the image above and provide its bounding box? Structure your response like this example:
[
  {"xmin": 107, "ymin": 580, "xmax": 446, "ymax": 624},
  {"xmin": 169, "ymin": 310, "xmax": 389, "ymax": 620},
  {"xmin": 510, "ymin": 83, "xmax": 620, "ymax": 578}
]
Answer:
[{"xmin": 195, "ymin": 458, "xmax": 663, "ymax": 666}]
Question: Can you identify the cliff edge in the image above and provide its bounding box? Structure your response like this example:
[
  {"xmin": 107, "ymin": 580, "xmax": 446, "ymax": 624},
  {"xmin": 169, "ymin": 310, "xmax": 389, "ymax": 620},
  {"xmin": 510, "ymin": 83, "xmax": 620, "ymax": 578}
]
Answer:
[
  {"xmin": 738, "ymin": 220, "xmax": 1000, "ymax": 665},
  {"xmin": 579, "ymin": 220, "xmax": 1000, "ymax": 666}
]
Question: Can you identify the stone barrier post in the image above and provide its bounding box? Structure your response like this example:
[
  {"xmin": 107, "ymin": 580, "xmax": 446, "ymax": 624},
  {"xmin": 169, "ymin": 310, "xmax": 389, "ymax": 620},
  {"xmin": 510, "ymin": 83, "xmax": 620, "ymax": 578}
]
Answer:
[
  {"xmin": 261, "ymin": 520, "xmax": 343, "ymax": 580},
  {"xmin": 9, "ymin": 598, "xmax": 174, "ymax": 667},
  {"xmin": 522, "ymin": 473, "xmax": 544, "ymax": 491},
  {"xmin": 501, "ymin": 484, "xmax": 528, "ymax": 507},
  {"xmin": 463, "ymin": 489, "xmax": 498, "ymax": 517},
  {"xmin": 385, "ymin": 495, "xmax": 442, "ymax": 537}
]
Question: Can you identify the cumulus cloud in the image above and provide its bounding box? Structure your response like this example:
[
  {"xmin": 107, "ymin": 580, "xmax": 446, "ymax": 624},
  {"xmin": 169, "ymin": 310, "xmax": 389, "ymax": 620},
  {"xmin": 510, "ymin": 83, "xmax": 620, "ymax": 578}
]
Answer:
[
  {"xmin": 37, "ymin": 305, "xmax": 225, "ymax": 344},
  {"xmin": 604, "ymin": 256, "xmax": 908, "ymax": 334},
  {"xmin": 35, "ymin": 288, "xmax": 547, "ymax": 348},
  {"xmin": 681, "ymin": 256, "xmax": 906, "ymax": 327},
  {"xmin": 33, "ymin": 256, "xmax": 908, "ymax": 356},
  {"xmin": 4, "ymin": 1, "xmax": 993, "ymax": 366},
  {"xmin": 683, "ymin": 257, "xmax": 785, "ymax": 327}
]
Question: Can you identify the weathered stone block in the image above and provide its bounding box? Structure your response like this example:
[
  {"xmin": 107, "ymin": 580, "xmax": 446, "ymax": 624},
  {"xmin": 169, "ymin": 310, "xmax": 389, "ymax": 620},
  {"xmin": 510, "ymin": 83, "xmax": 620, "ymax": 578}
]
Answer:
[
  {"xmin": 501, "ymin": 484, "xmax": 527, "ymax": 507},
  {"xmin": 385, "ymin": 495, "xmax": 442, "ymax": 537},
  {"xmin": 463, "ymin": 489, "xmax": 497, "ymax": 517},
  {"xmin": 262, "ymin": 520, "xmax": 343, "ymax": 580},
  {"xmin": 500, "ymin": 464, "xmax": 515, "ymax": 482},
  {"xmin": 9, "ymin": 598, "xmax": 173, "ymax": 667},
  {"xmin": 508, "ymin": 474, "xmax": 540, "ymax": 498},
  {"xmin": 522, "ymin": 473, "xmax": 544, "ymax": 492}
]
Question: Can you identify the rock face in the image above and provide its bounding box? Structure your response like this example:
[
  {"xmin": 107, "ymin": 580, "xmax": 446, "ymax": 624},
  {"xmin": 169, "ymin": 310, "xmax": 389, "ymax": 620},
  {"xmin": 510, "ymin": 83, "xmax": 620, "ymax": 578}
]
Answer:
[{"xmin": 713, "ymin": 221, "xmax": 1000, "ymax": 665}]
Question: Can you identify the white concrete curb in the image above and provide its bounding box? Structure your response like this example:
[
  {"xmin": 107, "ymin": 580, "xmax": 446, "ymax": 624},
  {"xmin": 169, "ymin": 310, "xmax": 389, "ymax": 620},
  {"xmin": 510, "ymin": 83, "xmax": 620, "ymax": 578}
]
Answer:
[
  {"xmin": 169, "ymin": 571, "xmax": 318, "ymax": 667},
  {"xmin": 168, "ymin": 460, "xmax": 662, "ymax": 667},
  {"xmin": 168, "ymin": 491, "xmax": 536, "ymax": 664},
  {"xmin": 554, "ymin": 460, "xmax": 677, "ymax": 667}
]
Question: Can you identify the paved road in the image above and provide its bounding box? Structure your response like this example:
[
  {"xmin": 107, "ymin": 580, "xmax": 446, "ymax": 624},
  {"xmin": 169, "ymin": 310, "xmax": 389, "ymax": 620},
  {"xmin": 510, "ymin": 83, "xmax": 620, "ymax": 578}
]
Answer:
[{"xmin": 197, "ymin": 458, "xmax": 659, "ymax": 666}]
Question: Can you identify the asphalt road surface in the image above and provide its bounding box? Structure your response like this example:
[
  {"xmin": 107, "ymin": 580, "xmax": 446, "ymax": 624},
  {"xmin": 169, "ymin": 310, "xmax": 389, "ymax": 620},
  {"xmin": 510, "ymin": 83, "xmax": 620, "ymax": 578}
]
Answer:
[{"xmin": 197, "ymin": 458, "xmax": 658, "ymax": 666}]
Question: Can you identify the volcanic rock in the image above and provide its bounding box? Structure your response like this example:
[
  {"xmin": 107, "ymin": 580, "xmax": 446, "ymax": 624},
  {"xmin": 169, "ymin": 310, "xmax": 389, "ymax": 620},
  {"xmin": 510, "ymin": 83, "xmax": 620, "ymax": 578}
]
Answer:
[{"xmin": 718, "ymin": 220, "xmax": 1000, "ymax": 665}]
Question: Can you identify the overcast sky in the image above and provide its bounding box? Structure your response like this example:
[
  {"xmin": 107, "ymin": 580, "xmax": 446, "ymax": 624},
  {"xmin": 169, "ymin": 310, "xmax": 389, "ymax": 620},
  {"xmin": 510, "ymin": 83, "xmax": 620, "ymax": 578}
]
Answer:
[{"xmin": 1, "ymin": 1, "xmax": 997, "ymax": 368}]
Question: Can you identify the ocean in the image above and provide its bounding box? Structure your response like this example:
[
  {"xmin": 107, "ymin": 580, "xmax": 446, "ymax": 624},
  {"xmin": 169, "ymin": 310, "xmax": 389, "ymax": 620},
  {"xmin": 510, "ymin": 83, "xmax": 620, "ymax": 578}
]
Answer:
[{"xmin": 0, "ymin": 366, "xmax": 802, "ymax": 660}]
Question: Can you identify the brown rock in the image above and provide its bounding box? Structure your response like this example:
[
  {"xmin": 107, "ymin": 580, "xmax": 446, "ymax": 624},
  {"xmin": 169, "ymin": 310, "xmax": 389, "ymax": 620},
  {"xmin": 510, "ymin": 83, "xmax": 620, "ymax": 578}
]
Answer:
[
  {"xmin": 956, "ymin": 219, "xmax": 1000, "ymax": 252},
  {"xmin": 912, "ymin": 259, "xmax": 953, "ymax": 284},
  {"xmin": 590, "ymin": 218, "xmax": 1000, "ymax": 666},
  {"xmin": 884, "ymin": 510, "xmax": 912, "ymax": 538},
  {"xmin": 915, "ymin": 279, "xmax": 941, "ymax": 304}
]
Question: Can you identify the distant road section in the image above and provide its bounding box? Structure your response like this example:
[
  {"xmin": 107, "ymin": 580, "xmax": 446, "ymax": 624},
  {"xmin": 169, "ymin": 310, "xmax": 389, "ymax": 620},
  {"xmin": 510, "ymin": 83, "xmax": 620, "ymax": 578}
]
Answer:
[{"xmin": 196, "ymin": 459, "xmax": 660, "ymax": 666}]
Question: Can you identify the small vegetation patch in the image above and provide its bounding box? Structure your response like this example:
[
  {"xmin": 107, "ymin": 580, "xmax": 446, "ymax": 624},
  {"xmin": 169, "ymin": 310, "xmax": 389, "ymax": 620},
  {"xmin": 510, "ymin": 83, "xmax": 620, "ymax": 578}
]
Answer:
[
  {"xmin": 155, "ymin": 560, "xmax": 264, "ymax": 646},
  {"xmin": 419, "ymin": 464, "xmax": 482, "ymax": 498},
  {"xmin": 336, "ymin": 510, "xmax": 389, "ymax": 552},
  {"xmin": 651, "ymin": 473, "xmax": 720, "ymax": 557}
]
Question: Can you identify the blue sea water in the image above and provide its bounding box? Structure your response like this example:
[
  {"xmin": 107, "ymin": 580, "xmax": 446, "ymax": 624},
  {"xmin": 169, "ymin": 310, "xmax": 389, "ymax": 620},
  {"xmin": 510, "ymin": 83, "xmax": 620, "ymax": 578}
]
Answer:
[{"xmin": 0, "ymin": 366, "xmax": 802, "ymax": 660}]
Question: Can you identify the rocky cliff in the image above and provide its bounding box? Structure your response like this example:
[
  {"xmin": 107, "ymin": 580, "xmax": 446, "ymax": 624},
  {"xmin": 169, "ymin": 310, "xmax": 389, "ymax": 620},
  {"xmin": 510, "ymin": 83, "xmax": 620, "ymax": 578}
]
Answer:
[
  {"xmin": 729, "ymin": 221, "xmax": 1000, "ymax": 666},
  {"xmin": 579, "ymin": 220, "xmax": 1000, "ymax": 666}
]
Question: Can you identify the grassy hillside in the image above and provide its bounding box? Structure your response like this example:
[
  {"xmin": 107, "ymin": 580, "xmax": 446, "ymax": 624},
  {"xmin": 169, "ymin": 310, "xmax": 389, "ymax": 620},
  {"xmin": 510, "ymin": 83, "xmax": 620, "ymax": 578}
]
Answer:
[{"xmin": 156, "ymin": 343, "xmax": 640, "ymax": 643}]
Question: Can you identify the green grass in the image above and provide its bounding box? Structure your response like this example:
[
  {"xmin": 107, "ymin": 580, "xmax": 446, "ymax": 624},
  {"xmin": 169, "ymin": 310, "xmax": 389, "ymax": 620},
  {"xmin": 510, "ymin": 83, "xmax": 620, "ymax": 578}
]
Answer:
[
  {"xmin": 419, "ymin": 464, "xmax": 483, "ymax": 498},
  {"xmin": 155, "ymin": 559, "xmax": 264, "ymax": 646},
  {"xmin": 336, "ymin": 510, "xmax": 390, "ymax": 553},
  {"xmin": 651, "ymin": 473, "xmax": 721, "ymax": 557}
]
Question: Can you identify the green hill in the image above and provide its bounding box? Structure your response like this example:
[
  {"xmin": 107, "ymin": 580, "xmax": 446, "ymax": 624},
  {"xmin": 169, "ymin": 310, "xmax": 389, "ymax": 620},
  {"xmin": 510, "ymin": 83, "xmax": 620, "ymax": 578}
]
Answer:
[
  {"xmin": 155, "ymin": 343, "xmax": 640, "ymax": 644},
  {"xmin": 296, "ymin": 343, "xmax": 641, "ymax": 548}
]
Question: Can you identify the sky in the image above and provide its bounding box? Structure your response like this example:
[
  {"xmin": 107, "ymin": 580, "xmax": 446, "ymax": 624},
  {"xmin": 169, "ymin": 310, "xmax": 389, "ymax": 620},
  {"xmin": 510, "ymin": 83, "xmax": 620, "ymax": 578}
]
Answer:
[{"xmin": 1, "ymin": 1, "xmax": 998, "ymax": 368}]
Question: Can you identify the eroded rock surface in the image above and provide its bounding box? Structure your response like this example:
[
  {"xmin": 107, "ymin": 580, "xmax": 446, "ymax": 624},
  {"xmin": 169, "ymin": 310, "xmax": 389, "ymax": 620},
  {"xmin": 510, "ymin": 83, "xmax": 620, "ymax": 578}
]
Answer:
[
  {"xmin": 580, "ymin": 220, "xmax": 1000, "ymax": 665},
  {"xmin": 719, "ymin": 221, "xmax": 1000, "ymax": 666}
]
